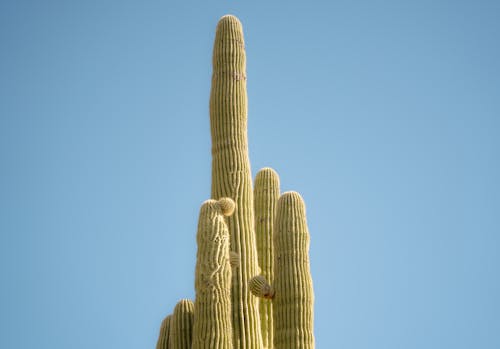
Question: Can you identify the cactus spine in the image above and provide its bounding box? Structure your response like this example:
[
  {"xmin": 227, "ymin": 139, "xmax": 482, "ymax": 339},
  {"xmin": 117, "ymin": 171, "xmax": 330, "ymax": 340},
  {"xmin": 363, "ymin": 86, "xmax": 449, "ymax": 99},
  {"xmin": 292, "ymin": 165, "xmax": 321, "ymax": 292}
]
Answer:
[
  {"xmin": 192, "ymin": 199, "xmax": 235, "ymax": 349},
  {"xmin": 155, "ymin": 15, "xmax": 315, "ymax": 349},
  {"xmin": 210, "ymin": 15, "xmax": 262, "ymax": 349},
  {"xmin": 254, "ymin": 168, "xmax": 280, "ymax": 349}
]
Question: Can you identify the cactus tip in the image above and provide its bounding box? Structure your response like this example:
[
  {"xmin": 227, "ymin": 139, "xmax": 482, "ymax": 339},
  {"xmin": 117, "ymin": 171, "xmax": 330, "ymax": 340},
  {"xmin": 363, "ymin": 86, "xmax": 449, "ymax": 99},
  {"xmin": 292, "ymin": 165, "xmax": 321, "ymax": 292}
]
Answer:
[
  {"xmin": 216, "ymin": 14, "xmax": 244, "ymax": 40},
  {"xmin": 280, "ymin": 191, "xmax": 305, "ymax": 205},
  {"xmin": 218, "ymin": 14, "xmax": 242, "ymax": 24},
  {"xmin": 258, "ymin": 167, "xmax": 278, "ymax": 176},
  {"xmin": 280, "ymin": 190, "xmax": 303, "ymax": 199}
]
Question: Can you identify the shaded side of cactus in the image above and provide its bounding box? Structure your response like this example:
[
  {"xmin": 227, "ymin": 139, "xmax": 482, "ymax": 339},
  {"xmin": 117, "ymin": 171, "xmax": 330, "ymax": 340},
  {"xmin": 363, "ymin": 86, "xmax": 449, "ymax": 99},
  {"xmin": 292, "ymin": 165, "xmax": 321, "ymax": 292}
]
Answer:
[{"xmin": 209, "ymin": 15, "xmax": 262, "ymax": 349}]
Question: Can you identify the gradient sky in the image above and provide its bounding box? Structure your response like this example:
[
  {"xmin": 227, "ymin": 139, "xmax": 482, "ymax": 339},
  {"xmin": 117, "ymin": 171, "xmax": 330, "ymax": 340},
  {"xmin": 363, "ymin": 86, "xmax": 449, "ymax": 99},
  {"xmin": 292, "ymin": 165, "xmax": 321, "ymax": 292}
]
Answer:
[{"xmin": 1, "ymin": 1, "xmax": 499, "ymax": 348}]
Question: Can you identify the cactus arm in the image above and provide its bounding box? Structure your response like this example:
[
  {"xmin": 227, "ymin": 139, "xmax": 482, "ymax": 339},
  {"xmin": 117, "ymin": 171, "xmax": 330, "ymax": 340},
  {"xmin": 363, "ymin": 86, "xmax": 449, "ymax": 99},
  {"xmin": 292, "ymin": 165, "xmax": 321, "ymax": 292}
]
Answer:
[
  {"xmin": 156, "ymin": 315, "xmax": 172, "ymax": 349},
  {"xmin": 209, "ymin": 15, "xmax": 262, "ymax": 349},
  {"xmin": 170, "ymin": 299, "xmax": 195, "ymax": 349},
  {"xmin": 192, "ymin": 198, "xmax": 235, "ymax": 349},
  {"xmin": 273, "ymin": 192, "xmax": 315, "ymax": 349},
  {"xmin": 253, "ymin": 167, "xmax": 280, "ymax": 348}
]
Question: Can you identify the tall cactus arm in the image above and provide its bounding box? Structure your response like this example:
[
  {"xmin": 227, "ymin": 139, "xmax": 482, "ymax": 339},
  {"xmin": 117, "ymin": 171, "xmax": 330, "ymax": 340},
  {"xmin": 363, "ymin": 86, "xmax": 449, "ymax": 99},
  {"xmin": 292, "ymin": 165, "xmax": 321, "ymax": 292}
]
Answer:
[
  {"xmin": 273, "ymin": 192, "xmax": 315, "ymax": 349},
  {"xmin": 156, "ymin": 315, "xmax": 172, "ymax": 349},
  {"xmin": 192, "ymin": 198, "xmax": 235, "ymax": 349},
  {"xmin": 170, "ymin": 299, "xmax": 195, "ymax": 349},
  {"xmin": 209, "ymin": 14, "xmax": 262, "ymax": 349},
  {"xmin": 254, "ymin": 167, "xmax": 280, "ymax": 349}
]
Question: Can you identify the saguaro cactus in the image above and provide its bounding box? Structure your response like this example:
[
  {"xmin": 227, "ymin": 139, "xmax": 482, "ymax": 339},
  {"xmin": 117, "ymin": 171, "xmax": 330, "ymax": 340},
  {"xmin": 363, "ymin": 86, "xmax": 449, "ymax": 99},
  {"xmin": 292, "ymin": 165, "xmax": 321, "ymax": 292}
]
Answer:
[{"xmin": 155, "ymin": 14, "xmax": 315, "ymax": 349}]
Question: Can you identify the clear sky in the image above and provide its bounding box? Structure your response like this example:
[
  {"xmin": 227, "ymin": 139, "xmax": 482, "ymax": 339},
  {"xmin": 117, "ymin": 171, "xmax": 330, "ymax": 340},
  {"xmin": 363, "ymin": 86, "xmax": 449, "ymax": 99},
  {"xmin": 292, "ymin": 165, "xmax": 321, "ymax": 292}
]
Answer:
[{"xmin": 1, "ymin": 0, "xmax": 499, "ymax": 348}]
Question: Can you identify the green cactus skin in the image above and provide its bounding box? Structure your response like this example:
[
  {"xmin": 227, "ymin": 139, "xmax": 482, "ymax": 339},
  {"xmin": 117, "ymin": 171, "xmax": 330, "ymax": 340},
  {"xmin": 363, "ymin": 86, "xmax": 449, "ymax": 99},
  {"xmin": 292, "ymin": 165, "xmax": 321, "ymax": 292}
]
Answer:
[
  {"xmin": 273, "ymin": 192, "xmax": 315, "ymax": 349},
  {"xmin": 254, "ymin": 167, "xmax": 280, "ymax": 349},
  {"xmin": 192, "ymin": 199, "xmax": 235, "ymax": 349},
  {"xmin": 170, "ymin": 299, "xmax": 195, "ymax": 349},
  {"xmin": 156, "ymin": 315, "xmax": 172, "ymax": 349},
  {"xmin": 209, "ymin": 15, "xmax": 262, "ymax": 349}
]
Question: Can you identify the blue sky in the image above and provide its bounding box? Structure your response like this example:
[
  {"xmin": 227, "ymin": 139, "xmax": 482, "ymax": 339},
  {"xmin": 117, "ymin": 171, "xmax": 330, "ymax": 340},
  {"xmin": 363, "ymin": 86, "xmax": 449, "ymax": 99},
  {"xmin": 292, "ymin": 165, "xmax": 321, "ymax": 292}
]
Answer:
[{"xmin": 1, "ymin": 0, "xmax": 499, "ymax": 348}]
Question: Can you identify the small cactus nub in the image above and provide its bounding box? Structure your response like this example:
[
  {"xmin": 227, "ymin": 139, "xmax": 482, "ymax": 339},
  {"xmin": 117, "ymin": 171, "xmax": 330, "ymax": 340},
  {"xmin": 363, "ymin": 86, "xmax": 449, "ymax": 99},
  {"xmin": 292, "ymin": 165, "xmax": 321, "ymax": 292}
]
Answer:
[
  {"xmin": 249, "ymin": 275, "xmax": 275, "ymax": 299},
  {"xmin": 217, "ymin": 197, "xmax": 236, "ymax": 216}
]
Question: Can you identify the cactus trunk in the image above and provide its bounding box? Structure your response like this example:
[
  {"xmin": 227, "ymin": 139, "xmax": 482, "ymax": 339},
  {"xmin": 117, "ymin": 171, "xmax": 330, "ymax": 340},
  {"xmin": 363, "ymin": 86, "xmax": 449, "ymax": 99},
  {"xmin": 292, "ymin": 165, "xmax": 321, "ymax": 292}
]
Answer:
[{"xmin": 209, "ymin": 15, "xmax": 262, "ymax": 349}]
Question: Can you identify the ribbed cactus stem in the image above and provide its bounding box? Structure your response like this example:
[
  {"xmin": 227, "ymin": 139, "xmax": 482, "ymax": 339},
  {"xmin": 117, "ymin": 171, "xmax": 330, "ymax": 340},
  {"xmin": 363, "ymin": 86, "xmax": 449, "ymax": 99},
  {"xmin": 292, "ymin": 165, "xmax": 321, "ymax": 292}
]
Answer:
[
  {"xmin": 249, "ymin": 275, "xmax": 274, "ymax": 299},
  {"xmin": 170, "ymin": 299, "xmax": 195, "ymax": 349},
  {"xmin": 192, "ymin": 199, "xmax": 234, "ymax": 349},
  {"xmin": 156, "ymin": 315, "xmax": 172, "ymax": 349},
  {"xmin": 254, "ymin": 167, "xmax": 280, "ymax": 349},
  {"xmin": 210, "ymin": 15, "xmax": 262, "ymax": 349},
  {"xmin": 273, "ymin": 192, "xmax": 315, "ymax": 349}
]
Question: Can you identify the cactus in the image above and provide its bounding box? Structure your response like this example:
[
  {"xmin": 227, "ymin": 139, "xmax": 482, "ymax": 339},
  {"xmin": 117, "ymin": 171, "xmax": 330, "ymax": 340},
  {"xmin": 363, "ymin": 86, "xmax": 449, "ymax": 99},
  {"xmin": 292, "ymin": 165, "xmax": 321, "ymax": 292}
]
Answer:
[
  {"xmin": 273, "ymin": 192, "xmax": 315, "ymax": 349},
  {"xmin": 254, "ymin": 168, "xmax": 280, "ymax": 349},
  {"xmin": 192, "ymin": 199, "xmax": 234, "ymax": 349},
  {"xmin": 156, "ymin": 14, "xmax": 315, "ymax": 349},
  {"xmin": 170, "ymin": 299, "xmax": 194, "ymax": 349},
  {"xmin": 156, "ymin": 315, "xmax": 171, "ymax": 349},
  {"xmin": 210, "ymin": 15, "xmax": 262, "ymax": 349}
]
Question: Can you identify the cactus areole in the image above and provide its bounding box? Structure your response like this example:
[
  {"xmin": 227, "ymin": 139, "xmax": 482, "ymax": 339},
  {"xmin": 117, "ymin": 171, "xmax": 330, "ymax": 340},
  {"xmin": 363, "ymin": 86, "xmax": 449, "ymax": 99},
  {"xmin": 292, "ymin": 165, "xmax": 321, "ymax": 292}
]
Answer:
[{"xmin": 155, "ymin": 15, "xmax": 315, "ymax": 349}]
